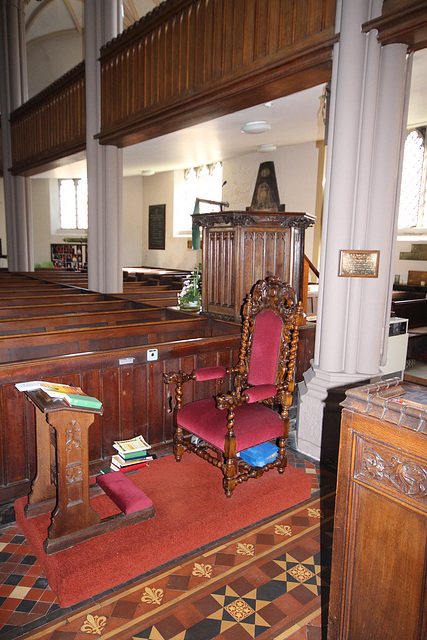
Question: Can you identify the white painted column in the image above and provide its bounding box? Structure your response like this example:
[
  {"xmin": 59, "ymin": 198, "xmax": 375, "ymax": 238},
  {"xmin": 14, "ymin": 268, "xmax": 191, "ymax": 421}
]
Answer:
[
  {"xmin": 85, "ymin": 0, "xmax": 123, "ymax": 293},
  {"xmin": 297, "ymin": 0, "xmax": 410, "ymax": 460},
  {"xmin": 0, "ymin": 0, "xmax": 33, "ymax": 271}
]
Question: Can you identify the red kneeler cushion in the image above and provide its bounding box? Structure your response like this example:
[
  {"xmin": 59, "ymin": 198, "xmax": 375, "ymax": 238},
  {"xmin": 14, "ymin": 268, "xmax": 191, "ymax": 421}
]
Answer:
[{"xmin": 97, "ymin": 472, "xmax": 153, "ymax": 514}]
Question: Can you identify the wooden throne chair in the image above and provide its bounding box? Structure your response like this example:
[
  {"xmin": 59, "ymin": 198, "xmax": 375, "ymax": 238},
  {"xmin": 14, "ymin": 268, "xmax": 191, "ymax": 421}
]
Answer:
[{"xmin": 163, "ymin": 277, "xmax": 305, "ymax": 498}]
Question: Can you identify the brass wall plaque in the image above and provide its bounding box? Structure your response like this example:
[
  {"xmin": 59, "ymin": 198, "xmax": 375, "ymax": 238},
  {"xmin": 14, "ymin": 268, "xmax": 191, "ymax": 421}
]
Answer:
[{"xmin": 338, "ymin": 250, "xmax": 380, "ymax": 278}]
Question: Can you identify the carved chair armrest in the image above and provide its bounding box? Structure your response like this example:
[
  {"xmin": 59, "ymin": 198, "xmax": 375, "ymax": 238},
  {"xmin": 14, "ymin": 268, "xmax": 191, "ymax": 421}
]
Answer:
[
  {"xmin": 193, "ymin": 366, "xmax": 227, "ymax": 381},
  {"xmin": 163, "ymin": 370, "xmax": 195, "ymax": 386},
  {"xmin": 242, "ymin": 384, "xmax": 277, "ymax": 403}
]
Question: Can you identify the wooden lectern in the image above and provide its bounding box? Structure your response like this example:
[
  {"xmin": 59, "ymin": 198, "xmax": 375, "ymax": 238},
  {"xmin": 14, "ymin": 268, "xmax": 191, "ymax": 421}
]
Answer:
[{"xmin": 23, "ymin": 389, "xmax": 154, "ymax": 554}]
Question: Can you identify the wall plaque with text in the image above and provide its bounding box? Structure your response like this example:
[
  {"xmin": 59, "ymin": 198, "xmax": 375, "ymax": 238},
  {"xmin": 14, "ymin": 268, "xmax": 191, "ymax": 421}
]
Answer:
[
  {"xmin": 338, "ymin": 250, "xmax": 380, "ymax": 278},
  {"xmin": 149, "ymin": 205, "xmax": 166, "ymax": 250}
]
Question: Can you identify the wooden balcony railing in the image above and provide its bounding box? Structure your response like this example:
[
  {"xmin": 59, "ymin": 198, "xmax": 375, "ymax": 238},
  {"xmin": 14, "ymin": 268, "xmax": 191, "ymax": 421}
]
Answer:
[
  {"xmin": 97, "ymin": 0, "xmax": 338, "ymax": 147},
  {"xmin": 7, "ymin": 0, "xmax": 427, "ymax": 175},
  {"xmin": 9, "ymin": 63, "xmax": 86, "ymax": 176}
]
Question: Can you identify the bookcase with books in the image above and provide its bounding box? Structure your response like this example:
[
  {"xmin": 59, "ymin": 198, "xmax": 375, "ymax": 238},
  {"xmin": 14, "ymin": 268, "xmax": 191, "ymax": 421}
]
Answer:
[{"xmin": 50, "ymin": 243, "xmax": 87, "ymax": 270}]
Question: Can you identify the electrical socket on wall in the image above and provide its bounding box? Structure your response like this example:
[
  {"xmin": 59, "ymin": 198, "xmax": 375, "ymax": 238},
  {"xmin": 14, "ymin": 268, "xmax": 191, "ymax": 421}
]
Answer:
[{"xmin": 147, "ymin": 348, "xmax": 158, "ymax": 361}]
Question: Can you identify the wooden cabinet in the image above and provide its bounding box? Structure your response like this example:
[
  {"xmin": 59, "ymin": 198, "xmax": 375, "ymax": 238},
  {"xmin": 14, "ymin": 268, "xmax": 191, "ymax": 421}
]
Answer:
[
  {"xmin": 51, "ymin": 243, "xmax": 87, "ymax": 270},
  {"xmin": 328, "ymin": 379, "xmax": 427, "ymax": 640}
]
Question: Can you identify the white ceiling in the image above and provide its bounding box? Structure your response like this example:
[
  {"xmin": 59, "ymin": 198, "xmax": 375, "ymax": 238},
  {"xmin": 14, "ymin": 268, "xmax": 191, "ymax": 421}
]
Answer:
[{"xmin": 23, "ymin": 1, "xmax": 427, "ymax": 180}]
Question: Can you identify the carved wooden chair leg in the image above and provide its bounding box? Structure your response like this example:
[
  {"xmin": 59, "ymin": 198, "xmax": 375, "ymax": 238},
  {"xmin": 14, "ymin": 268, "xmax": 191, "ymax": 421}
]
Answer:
[
  {"xmin": 277, "ymin": 434, "xmax": 288, "ymax": 474},
  {"xmin": 222, "ymin": 453, "xmax": 238, "ymax": 498},
  {"xmin": 173, "ymin": 425, "xmax": 185, "ymax": 461}
]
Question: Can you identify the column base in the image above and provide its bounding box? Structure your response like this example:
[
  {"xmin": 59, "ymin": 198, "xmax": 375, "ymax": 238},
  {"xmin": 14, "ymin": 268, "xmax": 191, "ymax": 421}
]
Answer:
[{"xmin": 296, "ymin": 366, "xmax": 369, "ymax": 462}]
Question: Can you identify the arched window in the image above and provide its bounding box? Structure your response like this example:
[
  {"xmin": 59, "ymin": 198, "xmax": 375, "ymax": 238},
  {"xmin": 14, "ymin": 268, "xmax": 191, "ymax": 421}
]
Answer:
[{"xmin": 398, "ymin": 128, "xmax": 426, "ymax": 231}]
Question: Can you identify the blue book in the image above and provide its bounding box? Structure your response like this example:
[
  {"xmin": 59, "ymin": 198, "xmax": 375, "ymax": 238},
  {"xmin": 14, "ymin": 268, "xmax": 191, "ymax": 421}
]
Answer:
[{"xmin": 240, "ymin": 442, "xmax": 279, "ymax": 467}]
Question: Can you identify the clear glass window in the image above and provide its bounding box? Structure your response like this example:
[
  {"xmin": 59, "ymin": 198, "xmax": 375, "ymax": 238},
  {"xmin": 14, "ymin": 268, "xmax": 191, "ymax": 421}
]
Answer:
[
  {"xmin": 59, "ymin": 178, "xmax": 88, "ymax": 229},
  {"xmin": 176, "ymin": 162, "xmax": 223, "ymax": 234}
]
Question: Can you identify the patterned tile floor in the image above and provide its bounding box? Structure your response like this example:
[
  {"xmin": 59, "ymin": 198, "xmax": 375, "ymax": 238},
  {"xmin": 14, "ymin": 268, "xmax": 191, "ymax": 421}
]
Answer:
[{"xmin": 0, "ymin": 451, "xmax": 336, "ymax": 640}]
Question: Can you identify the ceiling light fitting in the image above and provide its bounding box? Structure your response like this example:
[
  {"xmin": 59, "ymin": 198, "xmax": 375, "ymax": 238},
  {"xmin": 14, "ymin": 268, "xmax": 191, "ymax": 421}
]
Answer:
[
  {"xmin": 241, "ymin": 120, "xmax": 271, "ymax": 134},
  {"xmin": 141, "ymin": 170, "xmax": 155, "ymax": 176},
  {"xmin": 257, "ymin": 144, "xmax": 277, "ymax": 153}
]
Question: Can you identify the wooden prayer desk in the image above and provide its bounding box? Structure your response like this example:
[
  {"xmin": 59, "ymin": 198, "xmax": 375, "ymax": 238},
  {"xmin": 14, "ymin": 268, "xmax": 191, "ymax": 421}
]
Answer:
[
  {"xmin": 328, "ymin": 379, "xmax": 427, "ymax": 640},
  {"xmin": 24, "ymin": 389, "xmax": 104, "ymax": 554}
]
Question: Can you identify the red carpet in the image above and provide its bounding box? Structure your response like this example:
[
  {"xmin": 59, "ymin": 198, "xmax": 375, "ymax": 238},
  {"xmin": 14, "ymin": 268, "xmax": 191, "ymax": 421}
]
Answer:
[{"xmin": 14, "ymin": 454, "xmax": 311, "ymax": 607}]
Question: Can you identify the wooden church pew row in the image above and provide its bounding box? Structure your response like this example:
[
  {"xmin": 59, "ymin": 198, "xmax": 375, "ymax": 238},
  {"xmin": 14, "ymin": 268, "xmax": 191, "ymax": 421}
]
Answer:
[
  {"xmin": 0, "ymin": 307, "xmax": 182, "ymax": 336},
  {"xmin": 116, "ymin": 290, "xmax": 182, "ymax": 299},
  {"xmin": 134, "ymin": 297, "xmax": 180, "ymax": 307},
  {"xmin": 0, "ymin": 317, "xmax": 212, "ymax": 363},
  {"xmin": 0, "ymin": 293, "xmax": 105, "ymax": 307},
  {"xmin": 0, "ymin": 323, "xmax": 315, "ymax": 514},
  {"xmin": 0, "ymin": 299, "xmax": 135, "ymax": 319}
]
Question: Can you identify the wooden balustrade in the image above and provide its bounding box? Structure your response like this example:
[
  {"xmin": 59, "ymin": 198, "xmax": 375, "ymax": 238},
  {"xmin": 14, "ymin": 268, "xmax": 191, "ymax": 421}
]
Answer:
[
  {"xmin": 97, "ymin": 0, "xmax": 338, "ymax": 147},
  {"xmin": 10, "ymin": 63, "xmax": 86, "ymax": 176},
  {"xmin": 7, "ymin": 0, "xmax": 427, "ymax": 174}
]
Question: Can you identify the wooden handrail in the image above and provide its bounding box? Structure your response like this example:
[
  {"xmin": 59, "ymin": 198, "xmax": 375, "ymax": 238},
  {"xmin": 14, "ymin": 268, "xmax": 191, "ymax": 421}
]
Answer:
[{"xmin": 304, "ymin": 255, "xmax": 320, "ymax": 280}]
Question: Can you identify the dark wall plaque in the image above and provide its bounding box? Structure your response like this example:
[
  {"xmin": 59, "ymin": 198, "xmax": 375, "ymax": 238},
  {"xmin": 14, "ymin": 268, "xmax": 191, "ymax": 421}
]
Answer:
[{"xmin": 149, "ymin": 204, "xmax": 166, "ymax": 250}]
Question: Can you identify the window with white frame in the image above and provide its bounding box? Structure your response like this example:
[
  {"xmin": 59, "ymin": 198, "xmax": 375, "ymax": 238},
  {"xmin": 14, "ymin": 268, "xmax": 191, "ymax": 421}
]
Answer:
[
  {"xmin": 59, "ymin": 178, "xmax": 88, "ymax": 229},
  {"xmin": 398, "ymin": 127, "xmax": 427, "ymax": 231},
  {"xmin": 175, "ymin": 162, "xmax": 223, "ymax": 235}
]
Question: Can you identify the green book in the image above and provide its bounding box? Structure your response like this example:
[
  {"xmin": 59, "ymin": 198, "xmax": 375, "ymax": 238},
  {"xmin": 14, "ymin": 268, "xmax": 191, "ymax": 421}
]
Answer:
[
  {"xmin": 119, "ymin": 449, "xmax": 148, "ymax": 461},
  {"xmin": 64, "ymin": 393, "xmax": 102, "ymax": 410}
]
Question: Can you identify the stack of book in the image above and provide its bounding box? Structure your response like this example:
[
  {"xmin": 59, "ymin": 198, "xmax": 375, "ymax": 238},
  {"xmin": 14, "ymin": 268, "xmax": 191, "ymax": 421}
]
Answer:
[{"xmin": 110, "ymin": 435, "xmax": 154, "ymax": 474}]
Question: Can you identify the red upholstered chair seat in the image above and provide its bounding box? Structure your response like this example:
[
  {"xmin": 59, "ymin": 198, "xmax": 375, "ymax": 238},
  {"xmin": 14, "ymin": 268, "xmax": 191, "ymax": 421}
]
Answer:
[{"xmin": 177, "ymin": 398, "xmax": 284, "ymax": 452}]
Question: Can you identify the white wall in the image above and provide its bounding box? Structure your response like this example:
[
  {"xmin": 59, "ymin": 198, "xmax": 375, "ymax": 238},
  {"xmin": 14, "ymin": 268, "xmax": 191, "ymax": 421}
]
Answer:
[
  {"xmin": 141, "ymin": 171, "xmax": 202, "ymax": 271},
  {"xmin": 123, "ymin": 176, "xmax": 144, "ymax": 266},
  {"xmin": 222, "ymin": 141, "xmax": 322, "ymax": 263},
  {"xmin": 32, "ymin": 179, "xmax": 52, "ymax": 265},
  {"xmin": 394, "ymin": 237, "xmax": 427, "ymax": 284},
  {"xmin": 27, "ymin": 33, "xmax": 83, "ymax": 98}
]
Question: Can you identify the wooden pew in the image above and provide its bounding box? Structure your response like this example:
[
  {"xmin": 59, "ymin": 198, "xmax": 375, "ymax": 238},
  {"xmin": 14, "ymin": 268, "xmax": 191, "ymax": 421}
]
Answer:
[
  {"xmin": 0, "ymin": 292, "xmax": 105, "ymax": 307},
  {"xmin": 0, "ymin": 299, "xmax": 134, "ymax": 319},
  {"xmin": 0, "ymin": 307, "xmax": 185, "ymax": 335},
  {"xmin": 0, "ymin": 317, "xmax": 211, "ymax": 363}
]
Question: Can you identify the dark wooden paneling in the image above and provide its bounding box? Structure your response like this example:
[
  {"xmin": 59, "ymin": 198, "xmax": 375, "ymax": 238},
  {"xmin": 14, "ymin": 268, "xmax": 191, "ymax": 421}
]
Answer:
[{"xmin": 8, "ymin": 0, "xmax": 427, "ymax": 175}]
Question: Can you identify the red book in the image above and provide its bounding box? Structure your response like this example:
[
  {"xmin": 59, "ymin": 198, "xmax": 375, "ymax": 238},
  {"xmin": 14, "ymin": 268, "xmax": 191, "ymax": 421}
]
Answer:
[{"xmin": 111, "ymin": 460, "xmax": 149, "ymax": 473}]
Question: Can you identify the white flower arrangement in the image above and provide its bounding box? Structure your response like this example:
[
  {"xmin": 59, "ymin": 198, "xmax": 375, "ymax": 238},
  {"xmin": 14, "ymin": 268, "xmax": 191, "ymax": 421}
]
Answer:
[{"xmin": 178, "ymin": 263, "xmax": 202, "ymax": 310}]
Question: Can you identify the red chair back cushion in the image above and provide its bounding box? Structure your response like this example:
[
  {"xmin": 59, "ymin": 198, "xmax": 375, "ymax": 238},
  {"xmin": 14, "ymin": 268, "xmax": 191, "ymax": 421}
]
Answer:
[{"xmin": 247, "ymin": 309, "xmax": 283, "ymax": 386}]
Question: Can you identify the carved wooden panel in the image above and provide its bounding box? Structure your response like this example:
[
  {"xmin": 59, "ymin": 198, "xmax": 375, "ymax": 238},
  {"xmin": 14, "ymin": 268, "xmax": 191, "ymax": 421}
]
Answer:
[
  {"xmin": 201, "ymin": 211, "xmax": 314, "ymax": 321},
  {"xmin": 354, "ymin": 435, "xmax": 427, "ymax": 510},
  {"xmin": 328, "ymin": 380, "xmax": 427, "ymax": 640}
]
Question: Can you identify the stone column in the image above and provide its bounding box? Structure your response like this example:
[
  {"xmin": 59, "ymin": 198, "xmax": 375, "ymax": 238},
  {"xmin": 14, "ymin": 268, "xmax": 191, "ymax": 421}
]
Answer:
[
  {"xmin": 85, "ymin": 0, "xmax": 123, "ymax": 293},
  {"xmin": 0, "ymin": 0, "xmax": 33, "ymax": 271},
  {"xmin": 297, "ymin": 0, "xmax": 410, "ymax": 460}
]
